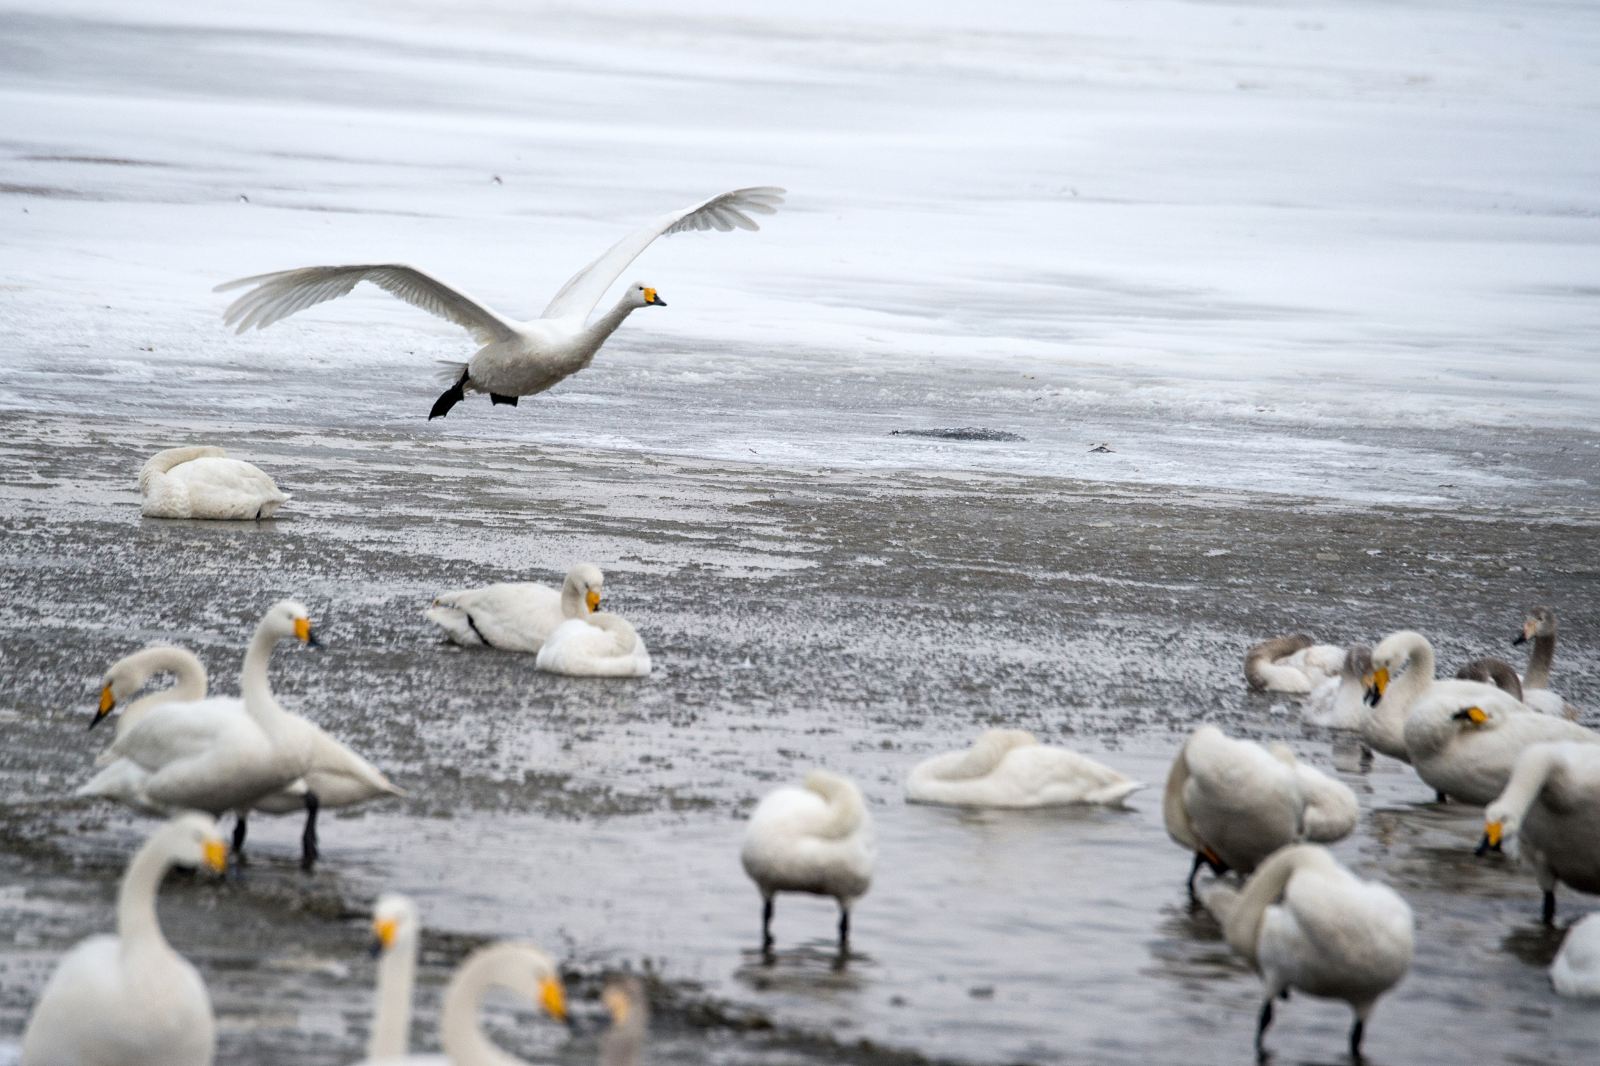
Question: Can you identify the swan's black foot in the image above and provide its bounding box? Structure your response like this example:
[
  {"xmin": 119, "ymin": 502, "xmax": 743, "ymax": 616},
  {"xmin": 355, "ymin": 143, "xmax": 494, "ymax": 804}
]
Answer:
[
  {"xmin": 300, "ymin": 792, "xmax": 320, "ymax": 874},
  {"xmin": 1350, "ymin": 1018, "xmax": 1366, "ymax": 1061},
  {"xmin": 1435, "ymin": 790, "xmax": 1449, "ymax": 804},
  {"xmin": 490, "ymin": 393, "xmax": 519, "ymax": 407},
  {"xmin": 760, "ymin": 897, "xmax": 775, "ymax": 960},
  {"xmin": 430, "ymin": 369, "xmax": 470, "ymax": 420},
  {"xmin": 1255, "ymin": 997, "xmax": 1274, "ymax": 1058}
]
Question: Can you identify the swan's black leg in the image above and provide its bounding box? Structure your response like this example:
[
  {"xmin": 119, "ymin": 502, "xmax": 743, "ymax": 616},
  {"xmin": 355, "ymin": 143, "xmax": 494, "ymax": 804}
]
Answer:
[
  {"xmin": 1255, "ymin": 997, "xmax": 1274, "ymax": 1057},
  {"xmin": 838, "ymin": 905, "xmax": 851, "ymax": 952},
  {"xmin": 430, "ymin": 369, "xmax": 469, "ymax": 420},
  {"xmin": 1187, "ymin": 852, "xmax": 1206, "ymax": 901},
  {"xmin": 1350, "ymin": 1018, "xmax": 1366, "ymax": 1060},
  {"xmin": 761, "ymin": 896, "xmax": 775, "ymax": 956},
  {"xmin": 490, "ymin": 393, "xmax": 518, "ymax": 406},
  {"xmin": 231, "ymin": 813, "xmax": 249, "ymax": 866},
  {"xmin": 1435, "ymin": 790, "xmax": 1448, "ymax": 804},
  {"xmin": 1542, "ymin": 890, "xmax": 1556, "ymax": 926},
  {"xmin": 300, "ymin": 791, "xmax": 320, "ymax": 873}
]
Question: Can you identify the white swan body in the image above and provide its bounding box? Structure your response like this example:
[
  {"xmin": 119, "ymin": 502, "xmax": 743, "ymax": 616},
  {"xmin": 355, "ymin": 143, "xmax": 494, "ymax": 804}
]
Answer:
[
  {"xmin": 741, "ymin": 770, "xmax": 875, "ymax": 954},
  {"xmin": 904, "ymin": 729, "xmax": 1145, "ymax": 808},
  {"xmin": 215, "ymin": 188, "xmax": 785, "ymax": 420},
  {"xmin": 1303, "ymin": 644, "xmax": 1372, "ymax": 730},
  {"xmin": 1552, "ymin": 913, "xmax": 1600, "ymax": 998},
  {"xmin": 1482, "ymin": 742, "xmax": 1600, "ymax": 924},
  {"xmin": 366, "ymin": 894, "xmax": 420, "ymax": 1062},
  {"xmin": 1201, "ymin": 844, "xmax": 1413, "ymax": 1059},
  {"xmin": 20, "ymin": 813, "xmax": 228, "ymax": 1066},
  {"xmin": 1164, "ymin": 726, "xmax": 1356, "ymax": 890},
  {"xmin": 89, "ymin": 646, "xmax": 209, "ymax": 763},
  {"xmin": 426, "ymin": 564, "xmax": 604, "ymax": 653},
  {"xmin": 535, "ymin": 612, "xmax": 651, "ymax": 678},
  {"xmin": 1362, "ymin": 629, "xmax": 1535, "ymax": 764},
  {"xmin": 1402, "ymin": 689, "xmax": 1598, "ymax": 807},
  {"xmin": 139, "ymin": 446, "xmax": 288, "ymax": 520},
  {"xmin": 344, "ymin": 942, "xmax": 567, "ymax": 1066},
  {"xmin": 1245, "ymin": 635, "xmax": 1346, "ymax": 695}
]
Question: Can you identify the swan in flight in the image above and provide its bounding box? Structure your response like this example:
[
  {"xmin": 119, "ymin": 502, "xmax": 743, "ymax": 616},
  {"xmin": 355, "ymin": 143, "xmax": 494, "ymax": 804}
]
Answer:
[
  {"xmin": 365, "ymin": 894, "xmax": 420, "ymax": 1061},
  {"xmin": 1244, "ymin": 634, "xmax": 1346, "ymax": 695},
  {"xmin": 1201, "ymin": 844, "xmax": 1413, "ymax": 1060},
  {"xmin": 345, "ymin": 941, "xmax": 567, "ymax": 1065},
  {"xmin": 20, "ymin": 813, "xmax": 228, "ymax": 1066},
  {"xmin": 1552, "ymin": 913, "xmax": 1600, "ymax": 998},
  {"xmin": 740, "ymin": 770, "xmax": 875, "ymax": 959},
  {"xmin": 427, "ymin": 563, "xmax": 604, "ymax": 653},
  {"xmin": 140, "ymin": 446, "xmax": 289, "ymax": 520},
  {"xmin": 1401, "ymin": 694, "xmax": 1597, "ymax": 808},
  {"xmin": 1477, "ymin": 741, "xmax": 1600, "ymax": 925},
  {"xmin": 599, "ymin": 974, "xmax": 649, "ymax": 1066},
  {"xmin": 904, "ymin": 729, "xmax": 1145, "ymax": 808},
  {"xmin": 215, "ymin": 187, "xmax": 786, "ymax": 419},
  {"xmin": 535, "ymin": 612, "xmax": 652, "ymax": 678},
  {"xmin": 1513, "ymin": 606, "xmax": 1581, "ymax": 719},
  {"xmin": 1163, "ymin": 726, "xmax": 1357, "ymax": 898}
]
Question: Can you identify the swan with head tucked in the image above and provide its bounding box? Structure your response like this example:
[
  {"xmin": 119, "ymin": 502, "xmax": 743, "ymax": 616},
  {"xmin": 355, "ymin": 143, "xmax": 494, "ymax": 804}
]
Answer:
[
  {"xmin": 1477, "ymin": 741, "xmax": 1600, "ymax": 925},
  {"xmin": 1552, "ymin": 913, "xmax": 1600, "ymax": 998},
  {"xmin": 427, "ymin": 564, "xmax": 605, "ymax": 653},
  {"xmin": 1244, "ymin": 634, "xmax": 1346, "ymax": 695},
  {"xmin": 598, "ymin": 974, "xmax": 649, "ymax": 1066},
  {"xmin": 1303, "ymin": 644, "xmax": 1373, "ymax": 730},
  {"xmin": 20, "ymin": 813, "xmax": 228, "ymax": 1066},
  {"xmin": 139, "ymin": 446, "xmax": 289, "ymax": 520},
  {"xmin": 741, "ymin": 769, "xmax": 875, "ymax": 958},
  {"xmin": 904, "ymin": 729, "xmax": 1144, "ymax": 808},
  {"xmin": 536, "ymin": 612, "xmax": 651, "ymax": 678},
  {"xmin": 344, "ymin": 941, "xmax": 568, "ymax": 1066},
  {"xmin": 1401, "ymin": 691, "xmax": 1597, "ymax": 808},
  {"xmin": 1200, "ymin": 844, "xmax": 1413, "ymax": 1060},
  {"xmin": 88, "ymin": 646, "xmax": 208, "ymax": 748},
  {"xmin": 1164, "ymin": 726, "xmax": 1357, "ymax": 898},
  {"xmin": 1513, "ymin": 606, "xmax": 1581, "ymax": 719},
  {"xmin": 1361, "ymin": 629, "xmax": 1533, "ymax": 764},
  {"xmin": 365, "ymin": 894, "xmax": 421, "ymax": 1062},
  {"xmin": 215, "ymin": 188, "xmax": 785, "ymax": 420}
]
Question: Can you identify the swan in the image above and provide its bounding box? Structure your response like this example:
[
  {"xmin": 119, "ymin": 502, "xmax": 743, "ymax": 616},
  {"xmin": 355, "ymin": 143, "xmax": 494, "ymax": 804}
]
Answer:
[
  {"xmin": 88, "ymin": 645, "xmax": 208, "ymax": 745},
  {"xmin": 1453, "ymin": 657, "xmax": 1524, "ymax": 701},
  {"xmin": 215, "ymin": 187, "xmax": 785, "ymax": 420},
  {"xmin": 1361, "ymin": 629, "xmax": 1522, "ymax": 764},
  {"xmin": 1244, "ymin": 634, "xmax": 1347, "ymax": 695},
  {"xmin": 740, "ymin": 769, "xmax": 875, "ymax": 957},
  {"xmin": 535, "ymin": 612, "xmax": 651, "ymax": 678},
  {"xmin": 1552, "ymin": 913, "xmax": 1600, "ymax": 998},
  {"xmin": 904, "ymin": 729, "xmax": 1145, "ymax": 808},
  {"xmin": 599, "ymin": 974, "xmax": 648, "ymax": 1066},
  {"xmin": 1401, "ymin": 694, "xmax": 1598, "ymax": 808},
  {"xmin": 1303, "ymin": 644, "xmax": 1372, "ymax": 730},
  {"xmin": 366, "ymin": 894, "xmax": 420, "ymax": 1061},
  {"xmin": 344, "ymin": 941, "xmax": 567, "ymax": 1065},
  {"xmin": 427, "ymin": 564, "xmax": 604, "ymax": 653},
  {"xmin": 1200, "ymin": 844, "xmax": 1413, "ymax": 1060},
  {"xmin": 1477, "ymin": 741, "xmax": 1600, "ymax": 925},
  {"xmin": 139, "ymin": 446, "xmax": 289, "ymax": 520},
  {"xmin": 1513, "ymin": 606, "xmax": 1581, "ymax": 719},
  {"xmin": 1163, "ymin": 726, "xmax": 1357, "ymax": 898},
  {"xmin": 20, "ymin": 813, "xmax": 228, "ymax": 1066}
]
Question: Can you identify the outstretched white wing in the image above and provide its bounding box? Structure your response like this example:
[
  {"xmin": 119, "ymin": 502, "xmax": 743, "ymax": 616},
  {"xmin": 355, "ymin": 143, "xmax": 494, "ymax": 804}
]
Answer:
[
  {"xmin": 541, "ymin": 186, "xmax": 785, "ymax": 322},
  {"xmin": 215, "ymin": 264, "xmax": 520, "ymax": 345}
]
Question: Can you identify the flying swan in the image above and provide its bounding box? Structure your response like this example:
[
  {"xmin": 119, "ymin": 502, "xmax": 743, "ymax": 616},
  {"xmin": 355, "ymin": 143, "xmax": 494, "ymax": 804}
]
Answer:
[
  {"xmin": 904, "ymin": 729, "xmax": 1144, "ymax": 808},
  {"xmin": 140, "ymin": 446, "xmax": 289, "ymax": 520},
  {"xmin": 215, "ymin": 187, "xmax": 785, "ymax": 419}
]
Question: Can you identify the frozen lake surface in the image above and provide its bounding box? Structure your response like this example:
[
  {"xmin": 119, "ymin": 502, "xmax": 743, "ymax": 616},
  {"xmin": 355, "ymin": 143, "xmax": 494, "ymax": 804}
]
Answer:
[{"xmin": 1, "ymin": 0, "xmax": 1599, "ymax": 1064}]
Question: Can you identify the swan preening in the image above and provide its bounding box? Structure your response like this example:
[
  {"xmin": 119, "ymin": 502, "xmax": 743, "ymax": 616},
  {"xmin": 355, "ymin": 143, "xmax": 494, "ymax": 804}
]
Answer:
[
  {"xmin": 1163, "ymin": 726, "xmax": 1356, "ymax": 897},
  {"xmin": 1360, "ymin": 629, "xmax": 1519, "ymax": 765},
  {"xmin": 214, "ymin": 187, "xmax": 785, "ymax": 420},
  {"xmin": 20, "ymin": 814, "xmax": 228, "ymax": 1066},
  {"xmin": 1244, "ymin": 634, "xmax": 1346, "ymax": 695},
  {"xmin": 535, "ymin": 612, "xmax": 652, "ymax": 678},
  {"xmin": 1553, "ymin": 913, "xmax": 1600, "ymax": 998},
  {"xmin": 1303, "ymin": 644, "xmax": 1372, "ymax": 730},
  {"xmin": 740, "ymin": 770, "xmax": 875, "ymax": 957},
  {"xmin": 1201, "ymin": 844, "xmax": 1413, "ymax": 1059},
  {"xmin": 140, "ymin": 446, "xmax": 289, "ymax": 520},
  {"xmin": 427, "ymin": 563, "xmax": 605, "ymax": 653},
  {"xmin": 1401, "ymin": 694, "xmax": 1598, "ymax": 808},
  {"xmin": 904, "ymin": 729, "xmax": 1144, "ymax": 808},
  {"xmin": 1478, "ymin": 742, "xmax": 1600, "ymax": 925}
]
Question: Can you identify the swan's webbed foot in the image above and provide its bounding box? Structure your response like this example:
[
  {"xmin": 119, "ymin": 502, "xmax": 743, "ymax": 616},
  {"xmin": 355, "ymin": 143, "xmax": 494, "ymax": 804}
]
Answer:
[
  {"xmin": 429, "ymin": 369, "xmax": 470, "ymax": 420},
  {"xmin": 300, "ymin": 792, "xmax": 320, "ymax": 874},
  {"xmin": 490, "ymin": 393, "xmax": 519, "ymax": 407}
]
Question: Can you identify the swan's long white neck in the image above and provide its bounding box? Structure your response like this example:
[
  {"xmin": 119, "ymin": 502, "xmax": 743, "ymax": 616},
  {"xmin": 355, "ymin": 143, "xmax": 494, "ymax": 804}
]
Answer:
[
  {"xmin": 1490, "ymin": 745, "xmax": 1559, "ymax": 831},
  {"xmin": 1523, "ymin": 632, "xmax": 1556, "ymax": 690},
  {"xmin": 1384, "ymin": 634, "xmax": 1435, "ymax": 715},
  {"xmin": 117, "ymin": 834, "xmax": 180, "ymax": 966},
  {"xmin": 117, "ymin": 647, "xmax": 208, "ymax": 738},
  {"xmin": 368, "ymin": 934, "xmax": 419, "ymax": 1061},
  {"xmin": 440, "ymin": 945, "xmax": 547, "ymax": 1066},
  {"xmin": 580, "ymin": 297, "xmax": 638, "ymax": 354},
  {"xmin": 1219, "ymin": 844, "xmax": 1331, "ymax": 966},
  {"xmin": 240, "ymin": 623, "xmax": 291, "ymax": 738}
]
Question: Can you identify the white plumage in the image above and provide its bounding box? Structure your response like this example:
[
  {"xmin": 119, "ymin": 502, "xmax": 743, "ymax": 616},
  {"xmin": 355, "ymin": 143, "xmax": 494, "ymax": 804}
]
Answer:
[
  {"xmin": 139, "ymin": 446, "xmax": 289, "ymax": 520},
  {"xmin": 535, "ymin": 612, "xmax": 651, "ymax": 678},
  {"xmin": 904, "ymin": 729, "xmax": 1144, "ymax": 808},
  {"xmin": 1303, "ymin": 644, "xmax": 1372, "ymax": 731},
  {"xmin": 1481, "ymin": 741, "xmax": 1600, "ymax": 925},
  {"xmin": 426, "ymin": 563, "xmax": 605, "ymax": 653},
  {"xmin": 365, "ymin": 894, "xmax": 421, "ymax": 1062},
  {"xmin": 1244, "ymin": 634, "xmax": 1346, "ymax": 695},
  {"xmin": 1552, "ymin": 913, "xmax": 1600, "ymax": 999}
]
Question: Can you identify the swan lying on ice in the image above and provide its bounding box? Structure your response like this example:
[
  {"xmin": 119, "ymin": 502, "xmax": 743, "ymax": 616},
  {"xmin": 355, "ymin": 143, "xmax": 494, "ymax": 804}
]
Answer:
[
  {"xmin": 20, "ymin": 813, "xmax": 228, "ymax": 1066},
  {"xmin": 535, "ymin": 612, "xmax": 651, "ymax": 678},
  {"xmin": 1552, "ymin": 913, "xmax": 1600, "ymax": 998},
  {"xmin": 904, "ymin": 729, "xmax": 1144, "ymax": 808},
  {"xmin": 215, "ymin": 188, "xmax": 785, "ymax": 420},
  {"xmin": 140, "ymin": 446, "xmax": 289, "ymax": 520},
  {"xmin": 1244, "ymin": 634, "xmax": 1346, "ymax": 695},
  {"xmin": 1201, "ymin": 844, "xmax": 1413, "ymax": 1060},
  {"xmin": 1478, "ymin": 741, "xmax": 1600, "ymax": 925},
  {"xmin": 741, "ymin": 770, "xmax": 875, "ymax": 957},
  {"xmin": 427, "ymin": 563, "xmax": 604, "ymax": 653}
]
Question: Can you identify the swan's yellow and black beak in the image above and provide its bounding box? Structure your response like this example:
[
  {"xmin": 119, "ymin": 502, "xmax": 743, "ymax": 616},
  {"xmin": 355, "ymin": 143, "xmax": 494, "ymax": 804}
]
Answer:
[
  {"xmin": 643, "ymin": 287, "xmax": 666, "ymax": 307},
  {"xmin": 1476, "ymin": 819, "xmax": 1505, "ymax": 856},
  {"xmin": 370, "ymin": 916, "xmax": 398, "ymax": 958},
  {"xmin": 586, "ymin": 589, "xmax": 601, "ymax": 614},
  {"xmin": 1513, "ymin": 621, "xmax": 1533, "ymax": 646},
  {"xmin": 89, "ymin": 684, "xmax": 116, "ymax": 730},
  {"xmin": 202, "ymin": 837, "xmax": 228, "ymax": 874},
  {"xmin": 539, "ymin": 975, "xmax": 568, "ymax": 1024},
  {"xmin": 294, "ymin": 617, "xmax": 321, "ymax": 647},
  {"xmin": 1452, "ymin": 705, "xmax": 1489, "ymax": 727},
  {"xmin": 1362, "ymin": 667, "xmax": 1389, "ymax": 707}
]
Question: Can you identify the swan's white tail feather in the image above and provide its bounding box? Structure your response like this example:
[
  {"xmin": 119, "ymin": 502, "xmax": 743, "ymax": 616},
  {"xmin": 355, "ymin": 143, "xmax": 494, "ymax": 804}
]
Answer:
[
  {"xmin": 1086, "ymin": 779, "xmax": 1147, "ymax": 806},
  {"xmin": 435, "ymin": 360, "xmax": 470, "ymax": 385},
  {"xmin": 139, "ymin": 446, "xmax": 226, "ymax": 493}
]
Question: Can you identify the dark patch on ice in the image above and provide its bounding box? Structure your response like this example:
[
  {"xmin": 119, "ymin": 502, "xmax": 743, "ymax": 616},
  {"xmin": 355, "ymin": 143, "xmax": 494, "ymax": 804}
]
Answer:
[
  {"xmin": 22, "ymin": 154, "xmax": 176, "ymax": 168},
  {"xmin": 890, "ymin": 427, "xmax": 1026, "ymax": 442}
]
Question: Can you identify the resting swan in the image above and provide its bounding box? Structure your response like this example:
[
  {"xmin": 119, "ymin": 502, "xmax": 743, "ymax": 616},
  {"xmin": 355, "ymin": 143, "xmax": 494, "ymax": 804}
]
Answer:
[
  {"xmin": 904, "ymin": 729, "xmax": 1144, "ymax": 808},
  {"xmin": 1201, "ymin": 844, "xmax": 1413, "ymax": 1060},
  {"xmin": 1514, "ymin": 606, "xmax": 1581, "ymax": 719},
  {"xmin": 1478, "ymin": 742, "xmax": 1600, "ymax": 925},
  {"xmin": 1302, "ymin": 644, "xmax": 1372, "ymax": 730},
  {"xmin": 535, "ymin": 612, "xmax": 652, "ymax": 678},
  {"xmin": 740, "ymin": 770, "xmax": 875, "ymax": 957},
  {"xmin": 366, "ymin": 894, "xmax": 420, "ymax": 1061},
  {"xmin": 140, "ymin": 446, "xmax": 289, "ymax": 520},
  {"xmin": 344, "ymin": 942, "xmax": 567, "ymax": 1065},
  {"xmin": 1401, "ymin": 693, "xmax": 1598, "ymax": 807},
  {"xmin": 1552, "ymin": 913, "xmax": 1600, "ymax": 998},
  {"xmin": 1163, "ymin": 726, "xmax": 1357, "ymax": 898},
  {"xmin": 20, "ymin": 813, "xmax": 228, "ymax": 1066},
  {"xmin": 427, "ymin": 564, "xmax": 604, "ymax": 653},
  {"xmin": 1244, "ymin": 634, "xmax": 1347, "ymax": 695},
  {"xmin": 215, "ymin": 187, "xmax": 785, "ymax": 420}
]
